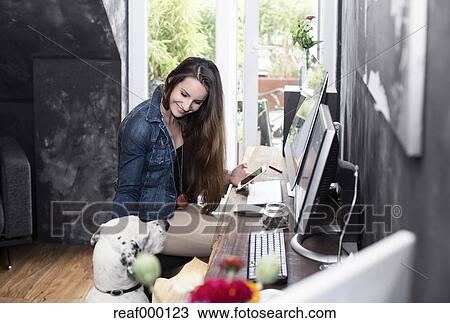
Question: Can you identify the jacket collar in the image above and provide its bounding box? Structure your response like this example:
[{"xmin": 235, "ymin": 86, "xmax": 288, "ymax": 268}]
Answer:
[{"xmin": 146, "ymin": 86, "xmax": 163, "ymax": 123}]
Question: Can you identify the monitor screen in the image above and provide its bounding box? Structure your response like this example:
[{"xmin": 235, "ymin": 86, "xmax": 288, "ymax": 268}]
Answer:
[
  {"xmin": 284, "ymin": 56, "xmax": 328, "ymax": 189},
  {"xmin": 294, "ymin": 104, "xmax": 336, "ymax": 234}
]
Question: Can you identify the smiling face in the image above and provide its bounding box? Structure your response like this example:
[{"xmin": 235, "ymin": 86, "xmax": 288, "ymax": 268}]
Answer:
[{"xmin": 168, "ymin": 77, "xmax": 208, "ymax": 118}]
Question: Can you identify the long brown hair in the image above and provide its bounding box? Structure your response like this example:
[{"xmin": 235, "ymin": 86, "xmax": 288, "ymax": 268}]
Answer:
[{"xmin": 161, "ymin": 57, "xmax": 225, "ymax": 212}]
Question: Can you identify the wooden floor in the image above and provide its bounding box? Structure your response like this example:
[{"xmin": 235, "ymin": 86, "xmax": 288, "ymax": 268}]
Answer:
[{"xmin": 0, "ymin": 243, "xmax": 93, "ymax": 302}]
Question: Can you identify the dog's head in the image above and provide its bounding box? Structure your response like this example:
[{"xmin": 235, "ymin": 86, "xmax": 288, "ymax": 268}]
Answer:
[{"xmin": 91, "ymin": 216, "xmax": 170, "ymax": 275}]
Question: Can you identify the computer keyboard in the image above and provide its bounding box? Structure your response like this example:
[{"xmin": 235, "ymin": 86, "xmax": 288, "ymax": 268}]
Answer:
[{"xmin": 247, "ymin": 229, "xmax": 288, "ymax": 284}]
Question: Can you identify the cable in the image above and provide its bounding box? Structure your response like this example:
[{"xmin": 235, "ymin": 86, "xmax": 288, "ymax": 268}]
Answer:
[
  {"xmin": 337, "ymin": 165, "xmax": 359, "ymax": 264},
  {"xmin": 327, "ymin": 192, "xmax": 341, "ymax": 208}
]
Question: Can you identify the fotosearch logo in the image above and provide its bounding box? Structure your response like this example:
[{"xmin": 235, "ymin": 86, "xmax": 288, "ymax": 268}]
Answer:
[
  {"xmin": 299, "ymin": 203, "xmax": 402, "ymax": 235},
  {"xmin": 49, "ymin": 201, "xmax": 403, "ymax": 239}
]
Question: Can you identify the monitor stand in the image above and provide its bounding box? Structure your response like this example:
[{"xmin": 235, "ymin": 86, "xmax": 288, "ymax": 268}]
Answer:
[
  {"xmin": 290, "ymin": 225, "xmax": 343, "ymax": 264},
  {"xmin": 290, "ymin": 159, "xmax": 361, "ymax": 264}
]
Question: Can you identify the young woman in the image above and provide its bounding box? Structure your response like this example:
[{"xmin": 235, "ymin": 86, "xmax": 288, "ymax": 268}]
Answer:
[{"xmin": 113, "ymin": 57, "xmax": 247, "ymax": 256}]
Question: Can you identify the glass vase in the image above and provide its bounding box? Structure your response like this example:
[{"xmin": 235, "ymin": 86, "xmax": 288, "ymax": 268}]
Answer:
[{"xmin": 298, "ymin": 49, "xmax": 310, "ymax": 90}]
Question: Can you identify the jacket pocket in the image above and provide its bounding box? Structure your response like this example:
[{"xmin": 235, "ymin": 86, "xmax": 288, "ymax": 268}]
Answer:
[{"xmin": 143, "ymin": 153, "xmax": 171, "ymax": 187}]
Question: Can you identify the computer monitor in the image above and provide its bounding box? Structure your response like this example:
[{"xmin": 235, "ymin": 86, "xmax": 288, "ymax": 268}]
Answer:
[
  {"xmin": 290, "ymin": 104, "xmax": 340, "ymax": 263},
  {"xmin": 269, "ymin": 230, "xmax": 416, "ymax": 302},
  {"xmin": 284, "ymin": 57, "xmax": 328, "ymax": 192},
  {"xmin": 294, "ymin": 104, "xmax": 338, "ymax": 233}
]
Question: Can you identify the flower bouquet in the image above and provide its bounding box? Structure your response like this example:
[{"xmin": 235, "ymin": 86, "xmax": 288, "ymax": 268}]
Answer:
[
  {"xmin": 292, "ymin": 15, "xmax": 321, "ymax": 87},
  {"xmin": 133, "ymin": 253, "xmax": 280, "ymax": 303},
  {"xmin": 292, "ymin": 15, "xmax": 321, "ymax": 68},
  {"xmin": 189, "ymin": 255, "xmax": 280, "ymax": 303}
]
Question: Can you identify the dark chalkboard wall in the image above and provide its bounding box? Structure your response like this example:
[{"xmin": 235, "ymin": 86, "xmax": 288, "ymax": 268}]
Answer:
[
  {"xmin": 339, "ymin": 0, "xmax": 450, "ymax": 301},
  {"xmin": 33, "ymin": 59, "xmax": 120, "ymax": 244}
]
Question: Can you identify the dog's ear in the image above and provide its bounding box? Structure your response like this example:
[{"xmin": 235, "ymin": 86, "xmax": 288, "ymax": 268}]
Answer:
[
  {"xmin": 90, "ymin": 218, "xmax": 123, "ymax": 246},
  {"xmin": 90, "ymin": 225, "xmax": 103, "ymax": 246},
  {"xmin": 120, "ymin": 239, "xmax": 141, "ymax": 275}
]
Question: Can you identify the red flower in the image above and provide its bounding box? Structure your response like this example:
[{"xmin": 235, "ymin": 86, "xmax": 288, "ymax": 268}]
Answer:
[
  {"xmin": 305, "ymin": 15, "xmax": 316, "ymax": 20},
  {"xmin": 220, "ymin": 256, "xmax": 245, "ymax": 272},
  {"xmin": 189, "ymin": 279, "xmax": 256, "ymax": 303}
]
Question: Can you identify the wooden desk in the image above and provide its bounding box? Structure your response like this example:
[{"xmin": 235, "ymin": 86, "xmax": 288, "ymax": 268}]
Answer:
[{"xmin": 205, "ymin": 146, "xmax": 339, "ymax": 286}]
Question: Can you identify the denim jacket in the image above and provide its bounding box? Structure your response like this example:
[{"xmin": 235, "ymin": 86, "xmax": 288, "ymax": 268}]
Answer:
[{"xmin": 113, "ymin": 87, "xmax": 178, "ymax": 220}]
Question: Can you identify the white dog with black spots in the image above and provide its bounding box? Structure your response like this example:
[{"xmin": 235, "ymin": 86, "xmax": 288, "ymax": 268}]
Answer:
[{"xmin": 85, "ymin": 216, "xmax": 169, "ymax": 302}]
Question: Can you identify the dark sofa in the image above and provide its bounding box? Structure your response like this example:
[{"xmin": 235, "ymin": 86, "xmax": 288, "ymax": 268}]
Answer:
[{"xmin": 0, "ymin": 136, "xmax": 33, "ymax": 269}]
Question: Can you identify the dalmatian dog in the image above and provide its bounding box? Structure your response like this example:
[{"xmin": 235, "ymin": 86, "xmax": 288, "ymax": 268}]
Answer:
[{"xmin": 85, "ymin": 216, "xmax": 169, "ymax": 302}]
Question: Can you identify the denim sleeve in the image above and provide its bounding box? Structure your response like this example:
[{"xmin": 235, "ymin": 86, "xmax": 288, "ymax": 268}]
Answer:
[{"xmin": 112, "ymin": 115, "xmax": 150, "ymax": 217}]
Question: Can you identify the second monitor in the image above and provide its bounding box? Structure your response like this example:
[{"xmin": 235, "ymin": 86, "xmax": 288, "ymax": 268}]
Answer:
[
  {"xmin": 284, "ymin": 56, "xmax": 329, "ymax": 193},
  {"xmin": 290, "ymin": 102, "xmax": 360, "ymax": 263},
  {"xmin": 291, "ymin": 103, "xmax": 341, "ymax": 263}
]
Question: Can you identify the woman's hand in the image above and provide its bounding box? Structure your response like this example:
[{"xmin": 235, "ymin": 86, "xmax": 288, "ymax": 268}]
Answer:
[{"xmin": 227, "ymin": 163, "xmax": 249, "ymax": 187}]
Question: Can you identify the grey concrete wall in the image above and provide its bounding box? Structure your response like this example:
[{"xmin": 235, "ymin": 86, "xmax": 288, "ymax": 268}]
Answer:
[
  {"xmin": 102, "ymin": 0, "xmax": 129, "ymax": 118},
  {"xmin": 0, "ymin": 0, "xmax": 119, "ymax": 101},
  {"xmin": 0, "ymin": 103, "xmax": 34, "ymax": 161},
  {"xmin": 33, "ymin": 59, "xmax": 120, "ymax": 244},
  {"xmin": 340, "ymin": 0, "xmax": 450, "ymax": 301}
]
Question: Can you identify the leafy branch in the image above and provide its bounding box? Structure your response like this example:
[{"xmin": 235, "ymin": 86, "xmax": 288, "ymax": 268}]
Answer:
[{"xmin": 292, "ymin": 16, "xmax": 322, "ymax": 51}]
